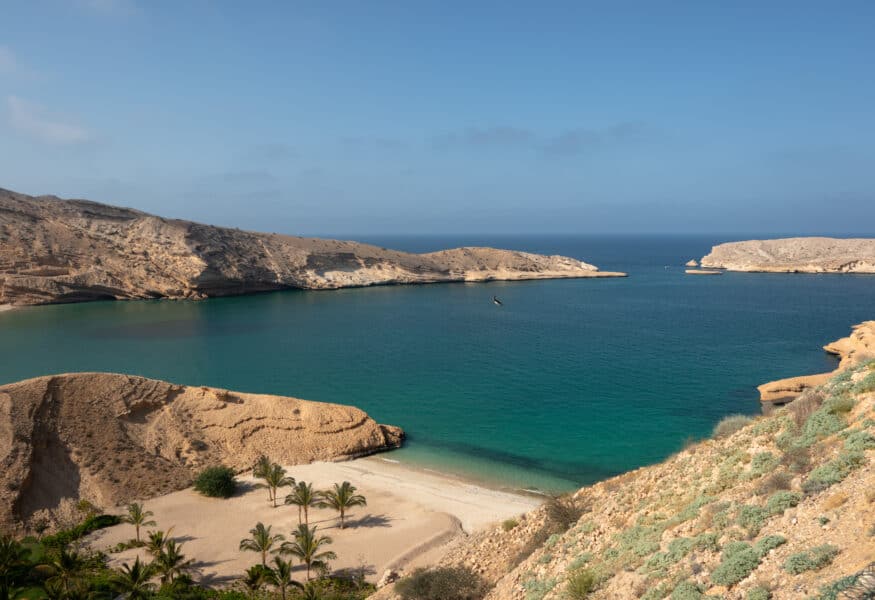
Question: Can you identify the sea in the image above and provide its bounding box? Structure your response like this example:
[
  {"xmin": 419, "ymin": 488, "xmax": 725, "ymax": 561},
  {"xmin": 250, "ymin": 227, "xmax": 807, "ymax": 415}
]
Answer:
[{"xmin": 2, "ymin": 235, "xmax": 873, "ymax": 493}]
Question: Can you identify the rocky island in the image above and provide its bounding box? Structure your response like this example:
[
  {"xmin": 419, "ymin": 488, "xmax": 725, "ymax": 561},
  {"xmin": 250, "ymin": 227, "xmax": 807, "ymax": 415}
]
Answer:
[
  {"xmin": 701, "ymin": 237, "xmax": 875, "ymax": 273},
  {"xmin": 0, "ymin": 188, "xmax": 625, "ymax": 307}
]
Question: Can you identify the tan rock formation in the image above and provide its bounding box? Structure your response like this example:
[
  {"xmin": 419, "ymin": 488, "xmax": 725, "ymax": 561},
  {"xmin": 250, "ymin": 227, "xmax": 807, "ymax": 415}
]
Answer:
[
  {"xmin": 685, "ymin": 259, "xmax": 699, "ymax": 267},
  {"xmin": 685, "ymin": 269, "xmax": 722, "ymax": 275},
  {"xmin": 700, "ymin": 237, "xmax": 875, "ymax": 273},
  {"xmin": 758, "ymin": 321, "xmax": 875, "ymax": 403},
  {"xmin": 0, "ymin": 373, "xmax": 403, "ymax": 530},
  {"xmin": 0, "ymin": 188, "xmax": 625, "ymax": 306}
]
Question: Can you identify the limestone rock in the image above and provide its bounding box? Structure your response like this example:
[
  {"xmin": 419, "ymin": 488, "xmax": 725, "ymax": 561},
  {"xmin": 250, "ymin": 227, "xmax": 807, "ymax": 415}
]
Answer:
[
  {"xmin": 685, "ymin": 259, "xmax": 699, "ymax": 267},
  {"xmin": 0, "ymin": 188, "xmax": 625, "ymax": 306},
  {"xmin": 0, "ymin": 373, "xmax": 403, "ymax": 530},
  {"xmin": 700, "ymin": 237, "xmax": 875, "ymax": 273}
]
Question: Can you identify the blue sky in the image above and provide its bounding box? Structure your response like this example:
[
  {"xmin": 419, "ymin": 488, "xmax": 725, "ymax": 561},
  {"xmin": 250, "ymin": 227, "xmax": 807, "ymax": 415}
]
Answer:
[{"xmin": 1, "ymin": 1, "xmax": 874, "ymax": 235}]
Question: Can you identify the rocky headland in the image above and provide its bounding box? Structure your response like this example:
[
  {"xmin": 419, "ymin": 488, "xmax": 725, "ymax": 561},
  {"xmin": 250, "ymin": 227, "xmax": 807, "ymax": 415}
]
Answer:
[
  {"xmin": 0, "ymin": 373, "xmax": 403, "ymax": 531},
  {"xmin": 759, "ymin": 321, "xmax": 875, "ymax": 404},
  {"xmin": 701, "ymin": 237, "xmax": 875, "ymax": 273},
  {"xmin": 0, "ymin": 188, "xmax": 625, "ymax": 307}
]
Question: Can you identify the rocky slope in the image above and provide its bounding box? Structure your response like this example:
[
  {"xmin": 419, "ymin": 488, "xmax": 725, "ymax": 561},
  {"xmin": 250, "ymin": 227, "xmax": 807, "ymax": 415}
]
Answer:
[
  {"xmin": 375, "ymin": 326, "xmax": 875, "ymax": 600},
  {"xmin": 700, "ymin": 237, "xmax": 875, "ymax": 273},
  {"xmin": 759, "ymin": 321, "xmax": 875, "ymax": 404},
  {"xmin": 0, "ymin": 188, "xmax": 624, "ymax": 306},
  {"xmin": 0, "ymin": 373, "xmax": 403, "ymax": 531}
]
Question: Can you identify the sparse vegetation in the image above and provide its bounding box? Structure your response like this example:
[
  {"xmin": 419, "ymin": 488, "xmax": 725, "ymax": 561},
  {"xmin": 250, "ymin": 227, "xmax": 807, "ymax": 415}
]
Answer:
[
  {"xmin": 670, "ymin": 580, "xmax": 705, "ymax": 600},
  {"xmin": 802, "ymin": 451, "xmax": 866, "ymax": 493},
  {"xmin": 783, "ymin": 544, "xmax": 840, "ymax": 575},
  {"xmin": 746, "ymin": 585, "xmax": 771, "ymax": 600},
  {"xmin": 713, "ymin": 415, "xmax": 753, "ymax": 439},
  {"xmin": 564, "ymin": 568, "xmax": 596, "ymax": 599},
  {"xmin": 765, "ymin": 491, "xmax": 802, "ymax": 514},
  {"xmin": 396, "ymin": 566, "xmax": 487, "ymax": 600},
  {"xmin": 502, "ymin": 518, "xmax": 519, "ymax": 531},
  {"xmin": 193, "ymin": 466, "xmax": 238, "ymax": 498},
  {"xmin": 318, "ymin": 481, "xmax": 367, "ymax": 529}
]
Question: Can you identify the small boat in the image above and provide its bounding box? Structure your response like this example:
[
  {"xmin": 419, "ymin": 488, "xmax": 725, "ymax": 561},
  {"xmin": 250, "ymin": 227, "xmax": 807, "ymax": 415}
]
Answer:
[{"xmin": 493, "ymin": 295, "xmax": 503, "ymax": 306}]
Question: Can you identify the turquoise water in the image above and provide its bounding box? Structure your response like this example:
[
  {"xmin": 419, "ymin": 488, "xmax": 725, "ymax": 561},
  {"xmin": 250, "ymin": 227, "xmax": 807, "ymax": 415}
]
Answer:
[{"xmin": 1, "ymin": 235, "xmax": 873, "ymax": 493}]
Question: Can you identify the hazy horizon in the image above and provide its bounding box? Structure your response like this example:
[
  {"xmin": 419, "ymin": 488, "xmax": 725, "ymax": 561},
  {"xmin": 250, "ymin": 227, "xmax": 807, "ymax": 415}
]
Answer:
[{"xmin": 2, "ymin": 1, "xmax": 874, "ymax": 235}]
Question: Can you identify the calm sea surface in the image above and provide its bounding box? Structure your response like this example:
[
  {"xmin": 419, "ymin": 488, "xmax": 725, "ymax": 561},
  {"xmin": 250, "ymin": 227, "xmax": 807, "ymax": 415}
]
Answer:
[{"xmin": 1, "ymin": 235, "xmax": 873, "ymax": 492}]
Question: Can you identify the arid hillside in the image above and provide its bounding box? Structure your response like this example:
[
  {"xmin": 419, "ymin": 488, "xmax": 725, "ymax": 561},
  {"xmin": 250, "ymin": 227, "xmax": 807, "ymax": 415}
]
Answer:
[
  {"xmin": 0, "ymin": 188, "xmax": 624, "ymax": 306},
  {"xmin": 701, "ymin": 237, "xmax": 875, "ymax": 273},
  {"xmin": 0, "ymin": 373, "xmax": 403, "ymax": 531},
  {"xmin": 375, "ymin": 325, "xmax": 875, "ymax": 600}
]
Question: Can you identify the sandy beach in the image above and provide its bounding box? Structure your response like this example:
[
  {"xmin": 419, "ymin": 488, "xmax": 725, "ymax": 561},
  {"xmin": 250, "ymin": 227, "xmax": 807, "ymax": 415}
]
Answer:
[
  {"xmin": 88, "ymin": 457, "xmax": 541, "ymax": 586},
  {"xmin": 0, "ymin": 305, "xmax": 13, "ymax": 312}
]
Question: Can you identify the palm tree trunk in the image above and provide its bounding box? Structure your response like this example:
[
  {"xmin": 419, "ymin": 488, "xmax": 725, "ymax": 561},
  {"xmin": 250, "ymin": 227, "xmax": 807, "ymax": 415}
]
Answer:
[
  {"xmin": 304, "ymin": 506, "xmax": 308, "ymax": 527},
  {"xmin": 262, "ymin": 549, "xmax": 267, "ymax": 566},
  {"xmin": 340, "ymin": 507, "xmax": 345, "ymax": 529},
  {"xmin": 136, "ymin": 523, "xmax": 140, "ymax": 542},
  {"xmin": 306, "ymin": 562, "xmax": 311, "ymax": 581}
]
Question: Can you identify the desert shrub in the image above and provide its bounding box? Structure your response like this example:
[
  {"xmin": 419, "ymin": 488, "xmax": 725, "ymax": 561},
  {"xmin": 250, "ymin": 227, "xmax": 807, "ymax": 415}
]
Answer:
[
  {"xmin": 753, "ymin": 535, "xmax": 786, "ymax": 556},
  {"xmin": 614, "ymin": 524, "xmax": 661, "ymax": 557},
  {"xmin": 193, "ymin": 466, "xmax": 237, "ymax": 498},
  {"xmin": 765, "ymin": 491, "xmax": 802, "ymax": 515},
  {"xmin": 822, "ymin": 492, "xmax": 848, "ymax": 510},
  {"xmin": 564, "ymin": 569, "xmax": 596, "ymax": 599},
  {"xmin": 41, "ymin": 513, "xmax": 122, "ymax": 548},
  {"xmin": 670, "ymin": 580, "xmax": 704, "ymax": 600},
  {"xmin": 852, "ymin": 370, "xmax": 875, "ymax": 394},
  {"xmin": 546, "ymin": 495, "xmax": 586, "ymax": 532},
  {"xmin": 748, "ymin": 452, "xmax": 779, "ymax": 478},
  {"xmin": 396, "ymin": 566, "xmax": 487, "ymax": 600},
  {"xmin": 522, "ymin": 577, "xmax": 557, "ymax": 600},
  {"xmin": 783, "ymin": 545, "xmax": 840, "ymax": 575},
  {"xmin": 802, "ymin": 451, "xmax": 866, "ymax": 493},
  {"xmin": 502, "ymin": 518, "xmax": 519, "ymax": 531},
  {"xmin": 844, "ymin": 429, "xmax": 875, "ymax": 452},
  {"xmin": 737, "ymin": 505, "xmax": 769, "ymax": 535},
  {"xmin": 779, "ymin": 445, "xmax": 811, "ymax": 474},
  {"xmin": 567, "ymin": 553, "xmax": 592, "ymax": 571},
  {"xmin": 746, "ymin": 586, "xmax": 771, "ymax": 600},
  {"xmin": 713, "ymin": 415, "xmax": 753, "ymax": 439},
  {"xmin": 812, "ymin": 575, "xmax": 861, "ymax": 600},
  {"xmin": 711, "ymin": 542, "xmax": 761, "ymax": 586},
  {"xmin": 786, "ymin": 390, "xmax": 825, "ymax": 428},
  {"xmin": 799, "ymin": 410, "xmax": 846, "ymax": 447},
  {"xmin": 693, "ymin": 532, "xmax": 720, "ymax": 552}
]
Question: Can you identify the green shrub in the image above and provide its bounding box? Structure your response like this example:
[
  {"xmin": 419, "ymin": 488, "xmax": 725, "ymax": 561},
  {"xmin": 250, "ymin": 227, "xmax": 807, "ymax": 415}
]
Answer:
[
  {"xmin": 753, "ymin": 535, "xmax": 786, "ymax": 556},
  {"xmin": 193, "ymin": 466, "xmax": 237, "ymax": 498},
  {"xmin": 41, "ymin": 513, "xmax": 122, "ymax": 548},
  {"xmin": 737, "ymin": 505, "xmax": 769, "ymax": 535},
  {"xmin": 670, "ymin": 580, "xmax": 704, "ymax": 600},
  {"xmin": 749, "ymin": 452, "xmax": 779, "ymax": 478},
  {"xmin": 564, "ymin": 569, "xmax": 596, "ymax": 599},
  {"xmin": 502, "ymin": 518, "xmax": 519, "ymax": 531},
  {"xmin": 396, "ymin": 566, "xmax": 487, "ymax": 600},
  {"xmin": 522, "ymin": 577, "xmax": 558, "ymax": 600},
  {"xmin": 711, "ymin": 542, "xmax": 761, "ymax": 586},
  {"xmin": 614, "ymin": 525, "xmax": 661, "ymax": 557},
  {"xmin": 799, "ymin": 410, "xmax": 846, "ymax": 446},
  {"xmin": 545, "ymin": 495, "xmax": 586, "ymax": 532},
  {"xmin": 811, "ymin": 575, "xmax": 861, "ymax": 600},
  {"xmin": 693, "ymin": 532, "xmax": 720, "ymax": 552},
  {"xmin": 852, "ymin": 370, "xmax": 875, "ymax": 394},
  {"xmin": 713, "ymin": 415, "xmax": 753, "ymax": 439},
  {"xmin": 746, "ymin": 586, "xmax": 771, "ymax": 600},
  {"xmin": 766, "ymin": 491, "xmax": 802, "ymax": 515},
  {"xmin": 567, "ymin": 553, "xmax": 592, "ymax": 571},
  {"xmin": 783, "ymin": 545, "xmax": 840, "ymax": 575},
  {"xmin": 844, "ymin": 430, "xmax": 875, "ymax": 452},
  {"xmin": 802, "ymin": 451, "xmax": 866, "ymax": 493}
]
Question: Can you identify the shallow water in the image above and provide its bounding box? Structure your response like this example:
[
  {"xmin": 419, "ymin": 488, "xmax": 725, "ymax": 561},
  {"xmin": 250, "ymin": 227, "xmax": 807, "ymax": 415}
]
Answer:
[{"xmin": 2, "ymin": 235, "xmax": 873, "ymax": 492}]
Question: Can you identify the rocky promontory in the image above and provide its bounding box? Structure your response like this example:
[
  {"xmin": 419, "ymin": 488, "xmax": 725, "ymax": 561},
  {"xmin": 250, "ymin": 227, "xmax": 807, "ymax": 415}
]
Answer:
[
  {"xmin": 0, "ymin": 373, "xmax": 403, "ymax": 530},
  {"xmin": 701, "ymin": 237, "xmax": 875, "ymax": 273},
  {"xmin": 0, "ymin": 188, "xmax": 625, "ymax": 307}
]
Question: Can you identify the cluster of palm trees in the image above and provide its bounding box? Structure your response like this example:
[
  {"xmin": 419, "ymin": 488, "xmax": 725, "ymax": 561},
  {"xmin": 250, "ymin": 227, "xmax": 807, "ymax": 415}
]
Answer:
[{"xmin": 253, "ymin": 457, "xmax": 367, "ymax": 530}]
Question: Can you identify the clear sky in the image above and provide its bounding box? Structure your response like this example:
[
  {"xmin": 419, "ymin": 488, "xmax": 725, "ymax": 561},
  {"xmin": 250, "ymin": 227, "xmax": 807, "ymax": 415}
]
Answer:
[{"xmin": 1, "ymin": 1, "xmax": 874, "ymax": 235}]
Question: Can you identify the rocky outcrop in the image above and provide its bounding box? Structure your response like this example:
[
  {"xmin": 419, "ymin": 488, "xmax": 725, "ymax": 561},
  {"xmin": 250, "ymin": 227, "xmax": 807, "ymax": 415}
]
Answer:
[
  {"xmin": 685, "ymin": 269, "xmax": 722, "ymax": 275},
  {"xmin": 0, "ymin": 373, "xmax": 403, "ymax": 530},
  {"xmin": 0, "ymin": 188, "xmax": 625, "ymax": 306},
  {"xmin": 685, "ymin": 259, "xmax": 699, "ymax": 267},
  {"xmin": 758, "ymin": 321, "xmax": 875, "ymax": 403},
  {"xmin": 701, "ymin": 237, "xmax": 875, "ymax": 273}
]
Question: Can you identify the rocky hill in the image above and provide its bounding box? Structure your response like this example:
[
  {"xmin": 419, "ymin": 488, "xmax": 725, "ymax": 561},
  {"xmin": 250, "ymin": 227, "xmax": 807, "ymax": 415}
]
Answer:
[
  {"xmin": 700, "ymin": 237, "xmax": 875, "ymax": 273},
  {"xmin": 0, "ymin": 373, "xmax": 403, "ymax": 531},
  {"xmin": 375, "ymin": 324, "xmax": 875, "ymax": 600},
  {"xmin": 0, "ymin": 188, "xmax": 624, "ymax": 306}
]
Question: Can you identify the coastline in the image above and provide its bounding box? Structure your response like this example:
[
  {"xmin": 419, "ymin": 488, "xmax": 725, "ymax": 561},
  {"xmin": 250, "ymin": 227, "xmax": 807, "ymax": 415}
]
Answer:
[
  {"xmin": 89, "ymin": 456, "xmax": 541, "ymax": 585},
  {"xmin": 0, "ymin": 304, "xmax": 13, "ymax": 312}
]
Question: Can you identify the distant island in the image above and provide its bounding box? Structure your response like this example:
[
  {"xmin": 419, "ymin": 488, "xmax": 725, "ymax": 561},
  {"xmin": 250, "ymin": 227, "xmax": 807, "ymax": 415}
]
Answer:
[
  {"xmin": 701, "ymin": 237, "xmax": 875, "ymax": 273},
  {"xmin": 0, "ymin": 187, "xmax": 625, "ymax": 307}
]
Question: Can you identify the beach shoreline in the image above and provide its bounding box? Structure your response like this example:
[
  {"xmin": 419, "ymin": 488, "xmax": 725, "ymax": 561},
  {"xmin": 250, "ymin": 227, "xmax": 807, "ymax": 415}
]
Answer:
[
  {"xmin": 88, "ymin": 456, "xmax": 541, "ymax": 586},
  {"xmin": 0, "ymin": 305, "xmax": 13, "ymax": 312}
]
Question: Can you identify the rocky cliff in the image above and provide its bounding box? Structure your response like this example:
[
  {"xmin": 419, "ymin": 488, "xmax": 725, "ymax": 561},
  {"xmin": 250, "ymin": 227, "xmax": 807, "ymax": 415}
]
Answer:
[
  {"xmin": 0, "ymin": 188, "xmax": 624, "ymax": 306},
  {"xmin": 0, "ymin": 373, "xmax": 403, "ymax": 530},
  {"xmin": 700, "ymin": 237, "xmax": 875, "ymax": 273}
]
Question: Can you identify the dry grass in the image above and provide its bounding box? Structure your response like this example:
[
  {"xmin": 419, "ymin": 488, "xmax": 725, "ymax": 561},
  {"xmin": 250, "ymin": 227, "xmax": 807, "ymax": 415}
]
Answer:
[{"xmin": 823, "ymin": 492, "xmax": 849, "ymax": 511}]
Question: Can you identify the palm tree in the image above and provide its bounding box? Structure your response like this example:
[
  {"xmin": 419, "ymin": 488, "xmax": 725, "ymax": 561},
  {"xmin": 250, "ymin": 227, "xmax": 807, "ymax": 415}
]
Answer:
[
  {"xmin": 258, "ymin": 464, "xmax": 295, "ymax": 507},
  {"xmin": 279, "ymin": 524, "xmax": 336, "ymax": 581},
  {"xmin": 45, "ymin": 579, "xmax": 92, "ymax": 600},
  {"xmin": 239, "ymin": 522, "xmax": 285, "ymax": 567},
  {"xmin": 266, "ymin": 556, "xmax": 303, "ymax": 600},
  {"xmin": 121, "ymin": 503, "xmax": 156, "ymax": 543},
  {"xmin": 0, "ymin": 535, "xmax": 29, "ymax": 600},
  {"xmin": 110, "ymin": 557, "xmax": 155, "ymax": 600},
  {"xmin": 284, "ymin": 481, "xmax": 322, "ymax": 526},
  {"xmin": 253, "ymin": 455, "xmax": 273, "ymax": 502},
  {"xmin": 301, "ymin": 582, "xmax": 323, "ymax": 600},
  {"xmin": 240, "ymin": 564, "xmax": 269, "ymax": 593},
  {"xmin": 45, "ymin": 549, "xmax": 86, "ymax": 597},
  {"xmin": 318, "ymin": 481, "xmax": 367, "ymax": 529},
  {"xmin": 153, "ymin": 539, "xmax": 194, "ymax": 585},
  {"xmin": 145, "ymin": 527, "xmax": 175, "ymax": 558}
]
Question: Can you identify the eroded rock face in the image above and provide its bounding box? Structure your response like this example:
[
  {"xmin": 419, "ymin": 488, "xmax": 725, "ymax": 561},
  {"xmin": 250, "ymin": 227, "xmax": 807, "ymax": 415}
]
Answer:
[
  {"xmin": 700, "ymin": 237, "xmax": 875, "ymax": 273},
  {"xmin": 0, "ymin": 373, "xmax": 403, "ymax": 529},
  {"xmin": 0, "ymin": 188, "xmax": 624, "ymax": 306},
  {"xmin": 759, "ymin": 321, "xmax": 875, "ymax": 403}
]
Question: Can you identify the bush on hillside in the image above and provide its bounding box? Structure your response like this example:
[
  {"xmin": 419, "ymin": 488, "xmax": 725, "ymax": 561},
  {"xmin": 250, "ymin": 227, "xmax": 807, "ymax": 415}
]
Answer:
[
  {"xmin": 501, "ymin": 518, "xmax": 519, "ymax": 531},
  {"xmin": 565, "ymin": 568, "xmax": 597, "ymax": 599},
  {"xmin": 713, "ymin": 415, "xmax": 753, "ymax": 439},
  {"xmin": 710, "ymin": 542, "xmax": 761, "ymax": 587},
  {"xmin": 670, "ymin": 580, "xmax": 705, "ymax": 600},
  {"xmin": 844, "ymin": 430, "xmax": 875, "ymax": 452},
  {"xmin": 783, "ymin": 545, "xmax": 840, "ymax": 575},
  {"xmin": 395, "ymin": 566, "xmax": 487, "ymax": 600},
  {"xmin": 802, "ymin": 451, "xmax": 865, "ymax": 494},
  {"xmin": 765, "ymin": 491, "xmax": 802, "ymax": 515},
  {"xmin": 193, "ymin": 466, "xmax": 237, "ymax": 498},
  {"xmin": 786, "ymin": 390, "xmax": 824, "ymax": 428},
  {"xmin": 746, "ymin": 586, "xmax": 772, "ymax": 600},
  {"xmin": 545, "ymin": 495, "xmax": 586, "ymax": 533}
]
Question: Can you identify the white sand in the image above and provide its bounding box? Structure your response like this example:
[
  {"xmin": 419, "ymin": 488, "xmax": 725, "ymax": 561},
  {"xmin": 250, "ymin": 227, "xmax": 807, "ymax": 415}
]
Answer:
[{"xmin": 88, "ymin": 457, "xmax": 541, "ymax": 586}]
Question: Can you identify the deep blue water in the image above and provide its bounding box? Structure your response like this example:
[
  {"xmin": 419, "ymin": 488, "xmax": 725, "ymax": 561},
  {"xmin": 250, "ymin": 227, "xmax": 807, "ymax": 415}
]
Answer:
[{"xmin": 1, "ymin": 235, "xmax": 873, "ymax": 492}]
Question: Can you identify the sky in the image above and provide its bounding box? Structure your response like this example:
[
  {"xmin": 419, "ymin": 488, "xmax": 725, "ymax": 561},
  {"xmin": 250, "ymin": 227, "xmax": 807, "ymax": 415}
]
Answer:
[{"xmin": 1, "ymin": 1, "xmax": 874, "ymax": 235}]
